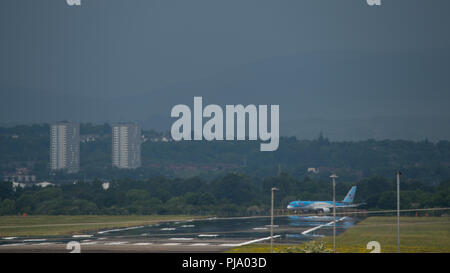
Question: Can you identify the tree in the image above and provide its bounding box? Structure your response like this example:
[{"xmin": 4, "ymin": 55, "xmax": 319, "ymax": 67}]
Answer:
[
  {"xmin": 126, "ymin": 189, "xmax": 150, "ymax": 203},
  {"xmin": 377, "ymin": 191, "xmax": 396, "ymax": 209},
  {"xmin": 0, "ymin": 181, "xmax": 13, "ymax": 200},
  {"xmin": 0, "ymin": 199, "xmax": 16, "ymax": 215},
  {"xmin": 213, "ymin": 173, "xmax": 255, "ymax": 205}
]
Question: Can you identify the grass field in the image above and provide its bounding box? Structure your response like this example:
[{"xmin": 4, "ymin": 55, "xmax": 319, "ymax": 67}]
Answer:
[
  {"xmin": 0, "ymin": 215, "xmax": 205, "ymax": 237},
  {"xmin": 226, "ymin": 216, "xmax": 450, "ymax": 253}
]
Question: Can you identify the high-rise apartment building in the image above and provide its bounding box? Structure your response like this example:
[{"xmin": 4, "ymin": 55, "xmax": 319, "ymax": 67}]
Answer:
[
  {"xmin": 112, "ymin": 122, "xmax": 142, "ymax": 169},
  {"xmin": 50, "ymin": 121, "xmax": 80, "ymax": 173}
]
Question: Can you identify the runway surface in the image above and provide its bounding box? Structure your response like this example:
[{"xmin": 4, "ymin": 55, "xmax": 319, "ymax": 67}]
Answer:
[{"xmin": 0, "ymin": 215, "xmax": 357, "ymax": 253}]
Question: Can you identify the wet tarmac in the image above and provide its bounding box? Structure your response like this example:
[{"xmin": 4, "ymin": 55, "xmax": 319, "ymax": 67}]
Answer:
[{"xmin": 0, "ymin": 215, "xmax": 358, "ymax": 253}]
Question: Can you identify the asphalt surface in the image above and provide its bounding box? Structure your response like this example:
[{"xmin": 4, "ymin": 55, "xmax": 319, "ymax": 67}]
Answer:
[{"xmin": 0, "ymin": 216, "xmax": 355, "ymax": 253}]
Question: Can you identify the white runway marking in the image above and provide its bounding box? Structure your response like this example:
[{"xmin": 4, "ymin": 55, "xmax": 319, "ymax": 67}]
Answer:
[
  {"xmin": 253, "ymin": 227, "xmax": 268, "ymax": 230},
  {"xmin": 98, "ymin": 226, "xmax": 144, "ymax": 234},
  {"xmin": 2, "ymin": 243, "xmax": 26, "ymax": 247},
  {"xmin": 198, "ymin": 234, "xmax": 218, "ymax": 237},
  {"xmin": 104, "ymin": 241, "xmax": 128, "ymax": 245},
  {"xmin": 238, "ymin": 235, "xmax": 281, "ymax": 247},
  {"xmin": 220, "ymin": 235, "xmax": 281, "ymax": 247},
  {"xmin": 36, "ymin": 242, "xmax": 53, "ymax": 245},
  {"xmin": 162, "ymin": 243, "xmax": 180, "ymax": 246},
  {"xmin": 190, "ymin": 243, "xmax": 210, "ymax": 246},
  {"xmin": 180, "ymin": 225, "xmax": 195, "ymax": 228},
  {"xmin": 72, "ymin": 235, "xmax": 93, "ymax": 238},
  {"xmin": 302, "ymin": 217, "xmax": 347, "ymax": 235},
  {"xmin": 24, "ymin": 239, "xmax": 46, "ymax": 242},
  {"xmin": 169, "ymin": 238, "xmax": 193, "ymax": 241},
  {"xmin": 160, "ymin": 228, "xmax": 176, "ymax": 231},
  {"xmin": 2, "ymin": 237, "xmax": 18, "ymax": 240}
]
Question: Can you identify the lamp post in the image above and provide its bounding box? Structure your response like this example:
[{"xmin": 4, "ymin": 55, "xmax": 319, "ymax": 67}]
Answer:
[
  {"xmin": 270, "ymin": 187, "xmax": 279, "ymax": 253},
  {"xmin": 397, "ymin": 171, "xmax": 402, "ymax": 253},
  {"xmin": 330, "ymin": 174, "xmax": 338, "ymax": 253}
]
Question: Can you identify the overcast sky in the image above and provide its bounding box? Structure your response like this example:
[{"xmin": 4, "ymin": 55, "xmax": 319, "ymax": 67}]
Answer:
[{"xmin": 0, "ymin": 0, "xmax": 449, "ymax": 139}]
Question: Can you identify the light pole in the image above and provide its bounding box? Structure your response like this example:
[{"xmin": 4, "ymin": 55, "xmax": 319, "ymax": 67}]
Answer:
[
  {"xmin": 397, "ymin": 171, "xmax": 402, "ymax": 253},
  {"xmin": 330, "ymin": 174, "xmax": 338, "ymax": 253},
  {"xmin": 270, "ymin": 187, "xmax": 279, "ymax": 253}
]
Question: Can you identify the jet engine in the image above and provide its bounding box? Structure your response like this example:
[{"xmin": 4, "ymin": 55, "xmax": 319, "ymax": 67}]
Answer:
[{"xmin": 321, "ymin": 207, "xmax": 331, "ymax": 214}]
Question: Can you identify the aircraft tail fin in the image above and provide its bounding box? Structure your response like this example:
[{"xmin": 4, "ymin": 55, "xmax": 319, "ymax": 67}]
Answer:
[{"xmin": 343, "ymin": 186, "xmax": 357, "ymax": 203}]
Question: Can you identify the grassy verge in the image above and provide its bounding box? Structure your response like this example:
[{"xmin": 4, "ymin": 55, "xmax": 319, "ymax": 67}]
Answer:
[
  {"xmin": 0, "ymin": 215, "xmax": 206, "ymax": 237},
  {"xmin": 226, "ymin": 216, "xmax": 450, "ymax": 253},
  {"xmin": 322, "ymin": 216, "xmax": 450, "ymax": 253}
]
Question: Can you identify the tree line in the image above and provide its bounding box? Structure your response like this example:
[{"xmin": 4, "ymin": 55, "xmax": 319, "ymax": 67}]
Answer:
[
  {"xmin": 0, "ymin": 174, "xmax": 448, "ymax": 216},
  {"xmin": 0, "ymin": 123, "xmax": 449, "ymax": 184}
]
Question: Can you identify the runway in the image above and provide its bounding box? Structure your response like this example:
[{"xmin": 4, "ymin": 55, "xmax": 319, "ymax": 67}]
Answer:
[{"xmin": 0, "ymin": 215, "xmax": 357, "ymax": 253}]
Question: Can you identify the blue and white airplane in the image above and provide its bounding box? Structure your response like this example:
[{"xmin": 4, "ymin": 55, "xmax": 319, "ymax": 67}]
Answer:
[{"xmin": 287, "ymin": 186, "xmax": 360, "ymax": 213}]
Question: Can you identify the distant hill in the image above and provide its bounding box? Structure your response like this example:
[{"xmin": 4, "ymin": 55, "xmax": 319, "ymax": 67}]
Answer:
[{"xmin": 1, "ymin": 50, "xmax": 449, "ymax": 141}]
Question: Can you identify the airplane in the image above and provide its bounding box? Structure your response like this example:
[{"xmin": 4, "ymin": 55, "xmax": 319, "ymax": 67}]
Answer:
[{"xmin": 287, "ymin": 186, "xmax": 361, "ymax": 214}]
